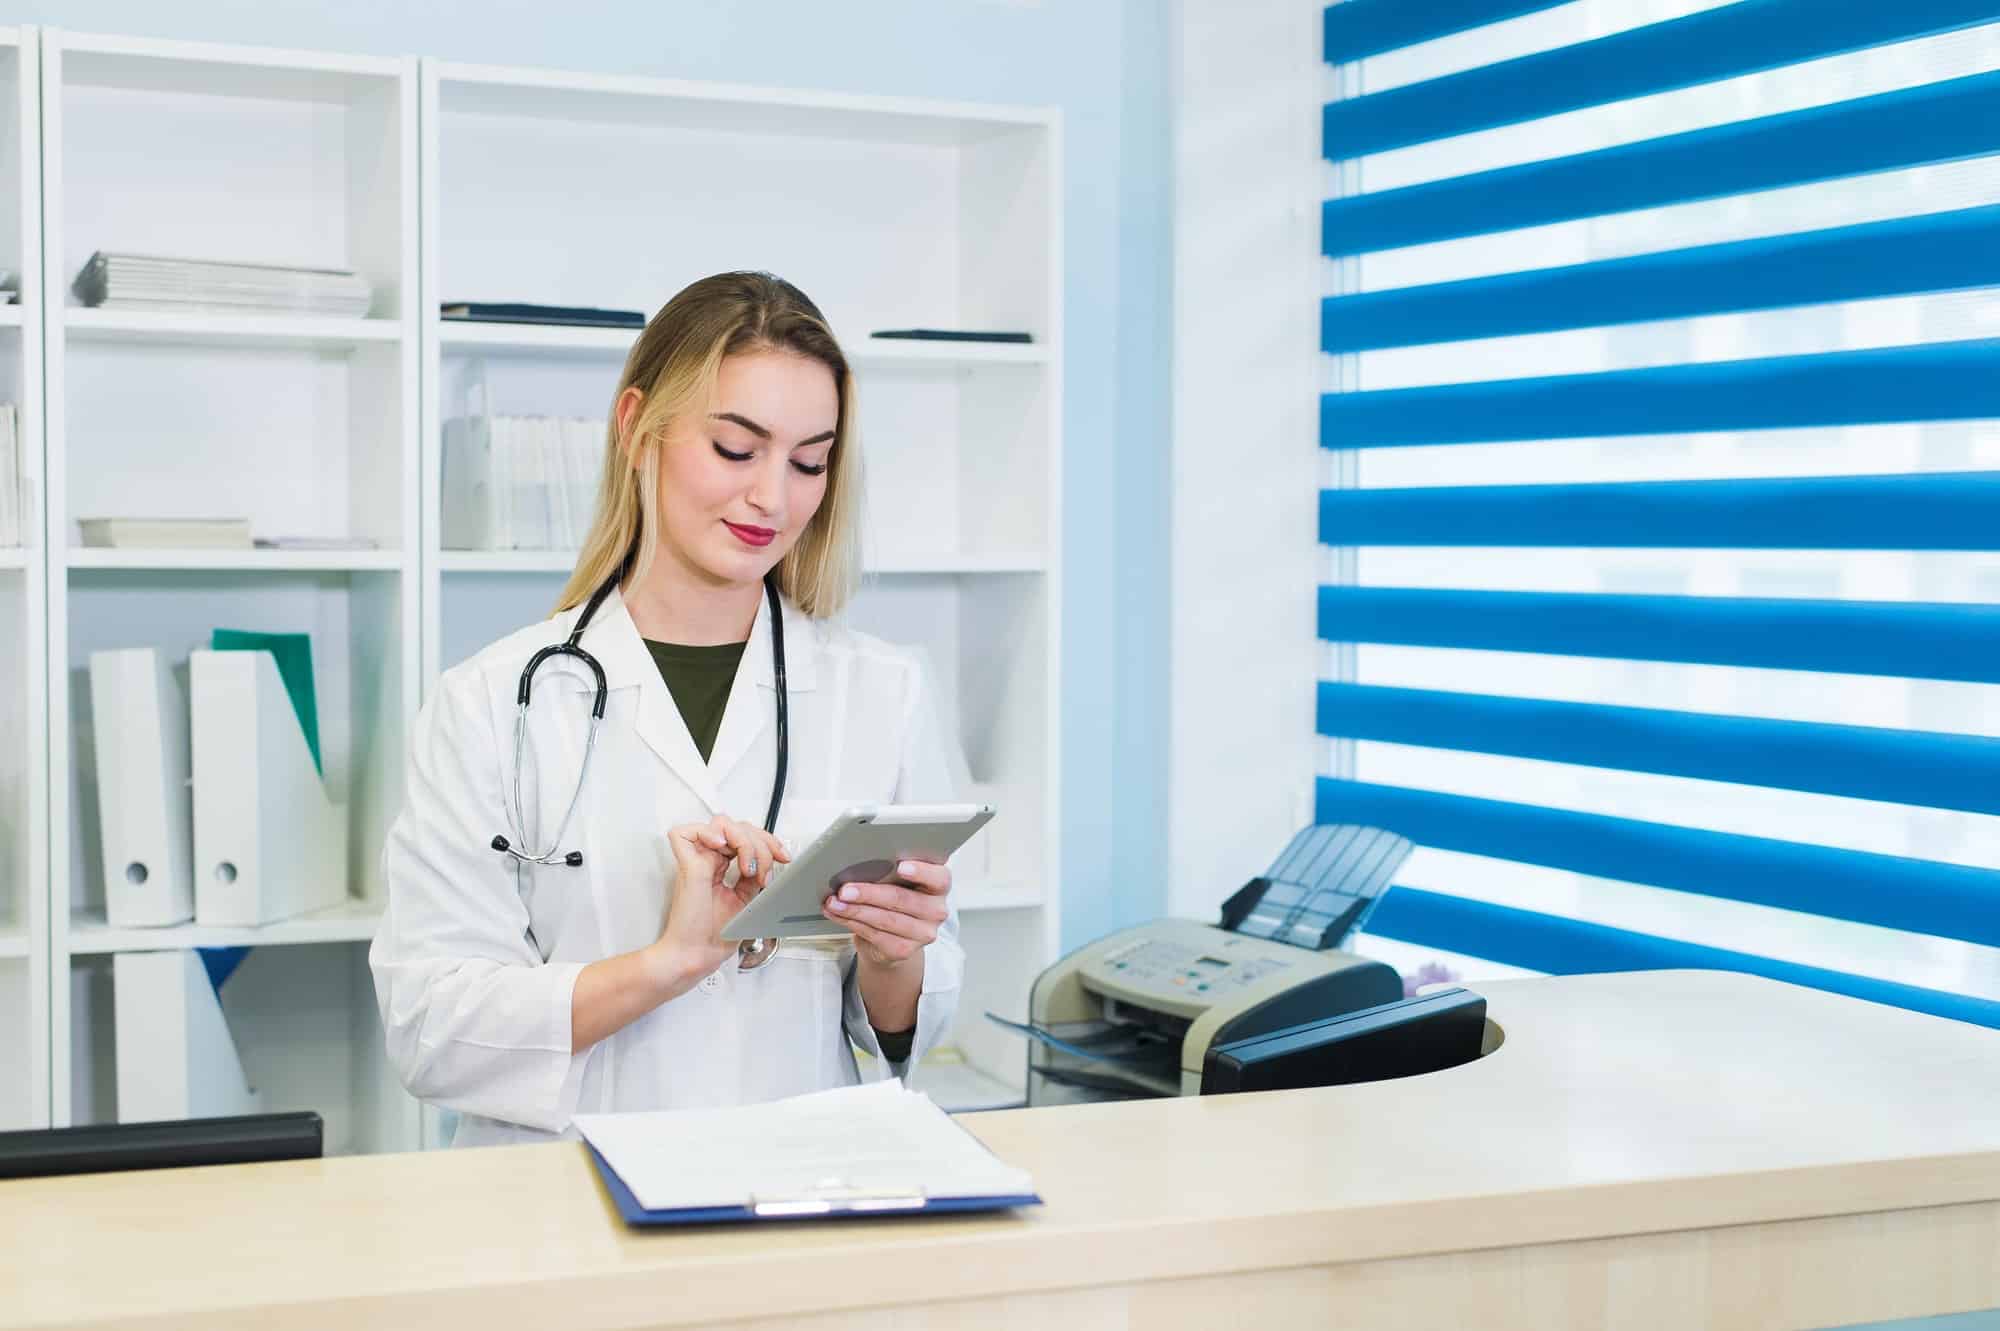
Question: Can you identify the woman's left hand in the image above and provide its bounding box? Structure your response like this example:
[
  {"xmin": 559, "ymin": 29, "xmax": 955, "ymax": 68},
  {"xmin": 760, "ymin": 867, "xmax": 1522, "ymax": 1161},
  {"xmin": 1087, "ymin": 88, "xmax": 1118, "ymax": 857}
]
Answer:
[{"xmin": 822, "ymin": 858, "xmax": 951, "ymax": 967}]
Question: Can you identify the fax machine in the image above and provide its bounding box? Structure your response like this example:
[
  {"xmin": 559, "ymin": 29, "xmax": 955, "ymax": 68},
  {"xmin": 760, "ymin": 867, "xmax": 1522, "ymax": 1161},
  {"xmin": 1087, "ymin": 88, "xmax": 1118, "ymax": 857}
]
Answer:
[{"xmin": 1014, "ymin": 825, "xmax": 1413, "ymax": 1105}]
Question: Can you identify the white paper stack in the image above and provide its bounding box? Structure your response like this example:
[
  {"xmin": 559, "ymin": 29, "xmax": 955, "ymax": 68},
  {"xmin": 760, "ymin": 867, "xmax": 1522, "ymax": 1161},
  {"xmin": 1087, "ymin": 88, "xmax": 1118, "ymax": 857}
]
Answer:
[
  {"xmin": 442, "ymin": 414, "xmax": 605, "ymax": 551},
  {"xmin": 0, "ymin": 403, "xmax": 18, "ymax": 546},
  {"xmin": 574, "ymin": 1081, "xmax": 1036, "ymax": 1214},
  {"xmin": 72, "ymin": 251, "xmax": 373, "ymax": 318},
  {"xmin": 79, "ymin": 517, "xmax": 253, "ymax": 549}
]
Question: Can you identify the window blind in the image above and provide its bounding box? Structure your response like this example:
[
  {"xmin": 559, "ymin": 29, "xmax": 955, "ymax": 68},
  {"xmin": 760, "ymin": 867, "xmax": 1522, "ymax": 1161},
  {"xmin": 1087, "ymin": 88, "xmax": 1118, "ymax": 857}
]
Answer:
[{"xmin": 1317, "ymin": 0, "xmax": 2000, "ymax": 1027}]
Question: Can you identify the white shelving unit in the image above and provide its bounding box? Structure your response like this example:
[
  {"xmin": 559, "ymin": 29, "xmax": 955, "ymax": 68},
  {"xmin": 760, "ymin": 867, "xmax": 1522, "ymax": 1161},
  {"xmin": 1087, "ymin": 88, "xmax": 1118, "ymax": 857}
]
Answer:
[
  {"xmin": 9, "ymin": 31, "xmax": 1062, "ymax": 1141},
  {"xmin": 39, "ymin": 30, "xmax": 422, "ymax": 1155},
  {"xmin": 1, "ymin": 25, "xmax": 50, "ymax": 1133},
  {"xmin": 66, "ymin": 548, "xmax": 405, "ymax": 572},
  {"xmin": 421, "ymin": 59, "xmax": 1063, "ymax": 1105}
]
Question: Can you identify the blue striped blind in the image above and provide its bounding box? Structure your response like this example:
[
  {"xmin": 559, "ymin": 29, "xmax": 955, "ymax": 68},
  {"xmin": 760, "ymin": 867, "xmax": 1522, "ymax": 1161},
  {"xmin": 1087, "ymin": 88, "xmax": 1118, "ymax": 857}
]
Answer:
[{"xmin": 1318, "ymin": 0, "xmax": 2000, "ymax": 1027}]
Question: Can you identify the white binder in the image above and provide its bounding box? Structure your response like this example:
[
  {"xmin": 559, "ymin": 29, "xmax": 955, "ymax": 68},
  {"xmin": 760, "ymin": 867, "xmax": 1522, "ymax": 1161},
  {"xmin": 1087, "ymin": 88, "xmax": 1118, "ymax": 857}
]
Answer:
[
  {"xmin": 190, "ymin": 649, "xmax": 348, "ymax": 926},
  {"xmin": 88, "ymin": 647, "xmax": 195, "ymax": 928},
  {"xmin": 113, "ymin": 950, "xmax": 260, "ymax": 1123}
]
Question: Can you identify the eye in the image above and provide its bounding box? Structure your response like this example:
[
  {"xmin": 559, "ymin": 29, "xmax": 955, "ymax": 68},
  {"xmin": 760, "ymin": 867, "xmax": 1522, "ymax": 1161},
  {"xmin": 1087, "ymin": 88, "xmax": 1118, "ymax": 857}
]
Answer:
[
  {"xmin": 792, "ymin": 460, "xmax": 828, "ymax": 477},
  {"xmin": 712, "ymin": 442, "xmax": 752, "ymax": 463}
]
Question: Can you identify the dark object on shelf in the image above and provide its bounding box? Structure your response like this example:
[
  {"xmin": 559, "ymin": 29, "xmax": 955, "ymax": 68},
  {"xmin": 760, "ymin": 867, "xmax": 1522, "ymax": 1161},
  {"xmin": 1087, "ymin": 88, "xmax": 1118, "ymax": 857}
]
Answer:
[
  {"xmin": 0, "ymin": 1111, "xmax": 324, "ymax": 1179},
  {"xmin": 1200, "ymin": 988, "xmax": 1488, "ymax": 1094},
  {"xmin": 869, "ymin": 329, "xmax": 1034, "ymax": 343},
  {"xmin": 441, "ymin": 302, "xmax": 645, "ymax": 329}
]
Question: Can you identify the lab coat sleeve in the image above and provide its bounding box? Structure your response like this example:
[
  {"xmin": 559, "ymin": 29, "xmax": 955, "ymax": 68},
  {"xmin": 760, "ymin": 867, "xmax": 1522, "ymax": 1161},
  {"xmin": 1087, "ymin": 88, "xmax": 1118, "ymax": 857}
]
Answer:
[
  {"xmin": 369, "ymin": 667, "xmax": 590, "ymax": 1135},
  {"xmin": 842, "ymin": 656, "xmax": 965, "ymax": 1074}
]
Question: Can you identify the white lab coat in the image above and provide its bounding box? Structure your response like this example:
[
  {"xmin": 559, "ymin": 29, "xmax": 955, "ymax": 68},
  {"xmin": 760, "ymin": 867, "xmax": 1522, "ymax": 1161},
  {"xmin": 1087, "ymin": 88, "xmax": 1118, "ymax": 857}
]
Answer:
[{"xmin": 369, "ymin": 587, "xmax": 965, "ymax": 1147}]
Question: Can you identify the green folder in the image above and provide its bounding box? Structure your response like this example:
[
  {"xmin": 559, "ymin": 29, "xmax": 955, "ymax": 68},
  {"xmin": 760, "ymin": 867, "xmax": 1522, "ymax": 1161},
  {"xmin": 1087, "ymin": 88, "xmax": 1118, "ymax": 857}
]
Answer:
[{"xmin": 209, "ymin": 629, "xmax": 321, "ymax": 776}]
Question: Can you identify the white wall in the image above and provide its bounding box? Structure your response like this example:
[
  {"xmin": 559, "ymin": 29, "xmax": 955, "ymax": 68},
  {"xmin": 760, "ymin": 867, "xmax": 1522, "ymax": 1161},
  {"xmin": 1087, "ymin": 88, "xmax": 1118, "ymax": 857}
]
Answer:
[{"xmin": 1167, "ymin": 0, "xmax": 1323, "ymax": 919}]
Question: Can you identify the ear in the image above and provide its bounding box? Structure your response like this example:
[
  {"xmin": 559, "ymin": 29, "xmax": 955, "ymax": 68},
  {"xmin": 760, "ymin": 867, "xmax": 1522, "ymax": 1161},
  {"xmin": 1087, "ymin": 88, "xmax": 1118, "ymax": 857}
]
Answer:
[{"xmin": 614, "ymin": 387, "xmax": 647, "ymax": 468}]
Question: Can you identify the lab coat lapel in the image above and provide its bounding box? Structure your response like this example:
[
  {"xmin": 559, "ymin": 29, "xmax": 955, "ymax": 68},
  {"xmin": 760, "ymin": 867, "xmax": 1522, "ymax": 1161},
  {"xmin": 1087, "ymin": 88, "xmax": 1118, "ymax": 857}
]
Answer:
[
  {"xmin": 707, "ymin": 590, "xmax": 818, "ymax": 793},
  {"xmin": 576, "ymin": 587, "xmax": 723, "ymax": 814}
]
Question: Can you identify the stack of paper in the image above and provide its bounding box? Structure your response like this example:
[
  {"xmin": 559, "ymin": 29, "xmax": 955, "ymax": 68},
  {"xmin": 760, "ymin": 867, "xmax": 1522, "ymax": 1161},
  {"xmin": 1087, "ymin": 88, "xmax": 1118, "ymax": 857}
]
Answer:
[
  {"xmin": 441, "ymin": 414, "xmax": 605, "ymax": 551},
  {"xmin": 574, "ymin": 1080, "xmax": 1038, "ymax": 1224},
  {"xmin": 0, "ymin": 403, "xmax": 18, "ymax": 546},
  {"xmin": 72, "ymin": 252, "xmax": 372, "ymax": 318},
  {"xmin": 79, "ymin": 517, "xmax": 253, "ymax": 549}
]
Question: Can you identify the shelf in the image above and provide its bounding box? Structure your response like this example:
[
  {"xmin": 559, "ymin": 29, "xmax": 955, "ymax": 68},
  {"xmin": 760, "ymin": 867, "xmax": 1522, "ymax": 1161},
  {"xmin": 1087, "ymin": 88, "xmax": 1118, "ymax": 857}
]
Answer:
[
  {"xmin": 0, "ymin": 305, "xmax": 19, "ymax": 329},
  {"xmin": 956, "ymin": 880, "xmax": 1044, "ymax": 912},
  {"xmin": 67, "ymin": 899, "xmax": 385, "ymax": 954},
  {"xmin": 66, "ymin": 308, "xmax": 404, "ymax": 351},
  {"xmin": 0, "ymin": 548, "xmax": 27, "ymax": 570},
  {"xmin": 441, "ymin": 550, "xmax": 1044, "ymax": 576},
  {"xmin": 853, "ymin": 338, "xmax": 1049, "ymax": 368},
  {"xmin": 0, "ymin": 927, "xmax": 26, "ymax": 961},
  {"xmin": 68, "ymin": 547, "xmax": 403, "ymax": 572},
  {"xmin": 439, "ymin": 549, "xmax": 578, "ymax": 574},
  {"xmin": 437, "ymin": 61, "xmax": 1054, "ymax": 147},
  {"xmin": 438, "ymin": 320, "xmax": 636, "ymax": 358},
  {"xmin": 437, "ymin": 320, "xmax": 1047, "ymax": 368},
  {"xmin": 868, "ymin": 552, "xmax": 1045, "ymax": 575},
  {"xmin": 913, "ymin": 1055, "xmax": 1025, "ymax": 1113}
]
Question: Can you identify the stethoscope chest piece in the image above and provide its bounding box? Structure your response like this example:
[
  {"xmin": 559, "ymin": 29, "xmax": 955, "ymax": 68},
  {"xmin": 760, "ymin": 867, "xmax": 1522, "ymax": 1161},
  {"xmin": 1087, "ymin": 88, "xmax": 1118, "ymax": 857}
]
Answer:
[{"xmin": 735, "ymin": 936, "xmax": 780, "ymax": 971}]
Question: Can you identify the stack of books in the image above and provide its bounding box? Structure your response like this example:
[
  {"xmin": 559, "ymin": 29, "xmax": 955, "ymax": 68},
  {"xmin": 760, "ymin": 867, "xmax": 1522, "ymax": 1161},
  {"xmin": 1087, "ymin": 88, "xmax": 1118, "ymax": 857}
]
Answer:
[
  {"xmin": 0, "ymin": 404, "xmax": 18, "ymax": 546},
  {"xmin": 72, "ymin": 252, "xmax": 373, "ymax": 318},
  {"xmin": 442, "ymin": 415, "xmax": 606, "ymax": 551},
  {"xmin": 78, "ymin": 517, "xmax": 253, "ymax": 549}
]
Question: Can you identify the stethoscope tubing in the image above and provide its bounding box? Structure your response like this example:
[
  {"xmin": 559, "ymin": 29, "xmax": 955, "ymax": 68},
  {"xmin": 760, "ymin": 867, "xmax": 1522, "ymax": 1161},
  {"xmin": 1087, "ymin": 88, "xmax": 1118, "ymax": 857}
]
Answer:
[{"xmin": 493, "ymin": 565, "xmax": 789, "ymax": 967}]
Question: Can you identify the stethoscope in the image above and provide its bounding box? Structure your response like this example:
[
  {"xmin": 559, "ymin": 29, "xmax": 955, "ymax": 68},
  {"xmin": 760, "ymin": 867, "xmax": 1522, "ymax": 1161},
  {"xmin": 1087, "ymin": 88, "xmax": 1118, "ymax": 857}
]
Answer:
[{"xmin": 489, "ymin": 566, "xmax": 790, "ymax": 971}]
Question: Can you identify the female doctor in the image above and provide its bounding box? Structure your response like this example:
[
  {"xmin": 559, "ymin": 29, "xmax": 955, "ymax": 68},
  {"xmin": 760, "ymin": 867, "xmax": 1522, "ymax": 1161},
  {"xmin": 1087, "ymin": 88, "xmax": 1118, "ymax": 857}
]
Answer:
[{"xmin": 370, "ymin": 272, "xmax": 964, "ymax": 1147}]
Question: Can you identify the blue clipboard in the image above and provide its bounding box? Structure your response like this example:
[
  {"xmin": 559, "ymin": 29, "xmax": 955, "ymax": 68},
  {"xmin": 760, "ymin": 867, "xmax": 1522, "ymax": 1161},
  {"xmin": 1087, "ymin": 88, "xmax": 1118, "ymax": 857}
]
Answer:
[{"xmin": 585, "ymin": 1143, "xmax": 1043, "ymax": 1228}]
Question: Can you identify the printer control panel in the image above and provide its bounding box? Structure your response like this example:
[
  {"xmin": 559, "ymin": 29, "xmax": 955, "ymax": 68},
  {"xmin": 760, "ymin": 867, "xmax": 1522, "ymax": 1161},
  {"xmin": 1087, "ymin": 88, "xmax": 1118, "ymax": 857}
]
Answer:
[{"xmin": 1089, "ymin": 933, "xmax": 1295, "ymax": 1003}]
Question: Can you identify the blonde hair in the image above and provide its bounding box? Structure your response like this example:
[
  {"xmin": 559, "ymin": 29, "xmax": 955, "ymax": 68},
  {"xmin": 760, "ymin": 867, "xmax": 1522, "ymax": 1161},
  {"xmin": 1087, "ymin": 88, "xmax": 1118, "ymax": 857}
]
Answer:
[{"xmin": 556, "ymin": 271, "xmax": 862, "ymax": 619}]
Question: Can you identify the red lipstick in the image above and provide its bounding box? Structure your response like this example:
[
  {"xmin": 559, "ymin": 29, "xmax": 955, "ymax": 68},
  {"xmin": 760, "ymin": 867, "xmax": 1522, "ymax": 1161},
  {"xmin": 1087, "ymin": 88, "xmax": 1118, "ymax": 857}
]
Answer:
[{"xmin": 724, "ymin": 520, "xmax": 777, "ymax": 548}]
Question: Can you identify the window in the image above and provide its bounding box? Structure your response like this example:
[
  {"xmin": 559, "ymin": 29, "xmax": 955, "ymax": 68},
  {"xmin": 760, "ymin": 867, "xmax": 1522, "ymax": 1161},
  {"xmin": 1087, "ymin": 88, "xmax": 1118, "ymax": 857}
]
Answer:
[{"xmin": 1318, "ymin": 0, "xmax": 2000, "ymax": 1027}]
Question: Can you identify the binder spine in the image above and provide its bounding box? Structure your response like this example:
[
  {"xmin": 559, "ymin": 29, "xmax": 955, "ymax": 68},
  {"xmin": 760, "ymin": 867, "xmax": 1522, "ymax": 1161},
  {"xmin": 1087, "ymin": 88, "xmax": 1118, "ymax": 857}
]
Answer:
[
  {"xmin": 90, "ymin": 648, "xmax": 195, "ymax": 928},
  {"xmin": 191, "ymin": 651, "xmax": 347, "ymax": 927}
]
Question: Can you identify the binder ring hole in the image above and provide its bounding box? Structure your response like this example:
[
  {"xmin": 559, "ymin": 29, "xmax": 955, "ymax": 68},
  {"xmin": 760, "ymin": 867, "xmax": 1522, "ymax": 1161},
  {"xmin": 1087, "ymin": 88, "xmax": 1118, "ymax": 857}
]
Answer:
[
  {"xmin": 214, "ymin": 862, "xmax": 238, "ymax": 884},
  {"xmin": 124, "ymin": 862, "xmax": 147, "ymax": 885}
]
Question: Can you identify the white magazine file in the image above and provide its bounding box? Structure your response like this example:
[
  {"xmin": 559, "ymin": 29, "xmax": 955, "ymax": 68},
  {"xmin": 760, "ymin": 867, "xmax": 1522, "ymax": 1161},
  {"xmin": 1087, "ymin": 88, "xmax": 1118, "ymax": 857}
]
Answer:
[
  {"xmin": 88, "ymin": 647, "xmax": 196, "ymax": 928},
  {"xmin": 113, "ymin": 949, "xmax": 260, "ymax": 1123},
  {"xmin": 190, "ymin": 649, "xmax": 347, "ymax": 927}
]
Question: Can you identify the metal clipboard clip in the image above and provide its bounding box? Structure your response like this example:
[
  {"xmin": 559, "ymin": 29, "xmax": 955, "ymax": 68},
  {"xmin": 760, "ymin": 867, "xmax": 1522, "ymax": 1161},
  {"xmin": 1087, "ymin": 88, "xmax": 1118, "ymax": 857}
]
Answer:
[{"xmin": 749, "ymin": 1178, "xmax": 929, "ymax": 1218}]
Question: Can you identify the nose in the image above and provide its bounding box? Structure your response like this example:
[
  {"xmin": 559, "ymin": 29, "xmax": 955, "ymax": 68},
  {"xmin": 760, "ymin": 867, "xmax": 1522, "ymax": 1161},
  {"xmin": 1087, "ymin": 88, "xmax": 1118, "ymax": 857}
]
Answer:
[{"xmin": 746, "ymin": 452, "xmax": 787, "ymax": 519}]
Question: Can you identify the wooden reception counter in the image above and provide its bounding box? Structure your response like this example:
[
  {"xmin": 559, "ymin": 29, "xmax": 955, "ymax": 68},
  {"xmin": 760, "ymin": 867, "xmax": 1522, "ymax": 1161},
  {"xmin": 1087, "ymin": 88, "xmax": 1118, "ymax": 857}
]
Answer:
[{"xmin": 5, "ymin": 969, "xmax": 1999, "ymax": 1330}]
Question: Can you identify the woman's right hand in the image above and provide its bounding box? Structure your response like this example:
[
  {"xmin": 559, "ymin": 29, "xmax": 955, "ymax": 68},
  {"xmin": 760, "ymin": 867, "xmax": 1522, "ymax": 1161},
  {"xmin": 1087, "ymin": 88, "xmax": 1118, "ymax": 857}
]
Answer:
[{"xmin": 651, "ymin": 815, "xmax": 791, "ymax": 979}]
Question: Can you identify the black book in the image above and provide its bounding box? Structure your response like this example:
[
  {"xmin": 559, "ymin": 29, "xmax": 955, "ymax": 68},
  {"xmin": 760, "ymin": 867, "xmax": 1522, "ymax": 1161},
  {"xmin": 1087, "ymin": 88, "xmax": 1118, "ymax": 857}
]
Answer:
[
  {"xmin": 870, "ymin": 329, "xmax": 1034, "ymax": 344},
  {"xmin": 441, "ymin": 302, "xmax": 645, "ymax": 329}
]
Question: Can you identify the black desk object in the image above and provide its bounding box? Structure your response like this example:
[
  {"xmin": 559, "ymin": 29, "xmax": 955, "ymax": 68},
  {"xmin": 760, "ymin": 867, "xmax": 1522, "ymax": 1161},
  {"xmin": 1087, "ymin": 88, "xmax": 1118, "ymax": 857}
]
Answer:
[
  {"xmin": 1200, "ymin": 989, "xmax": 1488, "ymax": 1094},
  {"xmin": 0, "ymin": 1111, "xmax": 324, "ymax": 1179}
]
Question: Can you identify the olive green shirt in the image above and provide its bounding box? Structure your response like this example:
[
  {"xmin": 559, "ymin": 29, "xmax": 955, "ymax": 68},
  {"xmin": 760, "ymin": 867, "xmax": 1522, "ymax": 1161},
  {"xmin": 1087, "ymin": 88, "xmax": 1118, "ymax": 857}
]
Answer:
[
  {"xmin": 642, "ymin": 638, "xmax": 747, "ymax": 764},
  {"xmin": 643, "ymin": 636, "xmax": 916, "ymax": 1061}
]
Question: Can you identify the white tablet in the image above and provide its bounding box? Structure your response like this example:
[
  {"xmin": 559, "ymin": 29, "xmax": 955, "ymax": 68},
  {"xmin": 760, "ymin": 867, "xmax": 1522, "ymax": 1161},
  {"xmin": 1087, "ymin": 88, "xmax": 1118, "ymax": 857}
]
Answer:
[{"xmin": 720, "ymin": 802, "xmax": 997, "ymax": 941}]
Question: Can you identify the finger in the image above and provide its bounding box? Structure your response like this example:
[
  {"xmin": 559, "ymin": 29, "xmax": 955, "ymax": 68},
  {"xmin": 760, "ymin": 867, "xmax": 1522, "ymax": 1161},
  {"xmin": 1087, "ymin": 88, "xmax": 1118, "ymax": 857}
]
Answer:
[
  {"xmin": 710, "ymin": 817, "xmax": 769, "ymax": 881},
  {"xmin": 891, "ymin": 859, "xmax": 951, "ymax": 894},
  {"xmin": 823, "ymin": 896, "xmax": 939, "ymax": 943},
  {"xmin": 829, "ymin": 881, "xmax": 948, "ymax": 923},
  {"xmin": 827, "ymin": 914, "xmax": 923, "ymax": 964},
  {"xmin": 670, "ymin": 823, "xmax": 732, "ymax": 864}
]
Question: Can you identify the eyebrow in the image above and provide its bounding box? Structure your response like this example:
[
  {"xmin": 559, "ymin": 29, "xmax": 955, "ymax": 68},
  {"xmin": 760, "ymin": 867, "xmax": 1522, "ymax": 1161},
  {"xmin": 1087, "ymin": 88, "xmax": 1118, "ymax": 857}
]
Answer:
[{"xmin": 709, "ymin": 412, "xmax": 836, "ymax": 449}]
